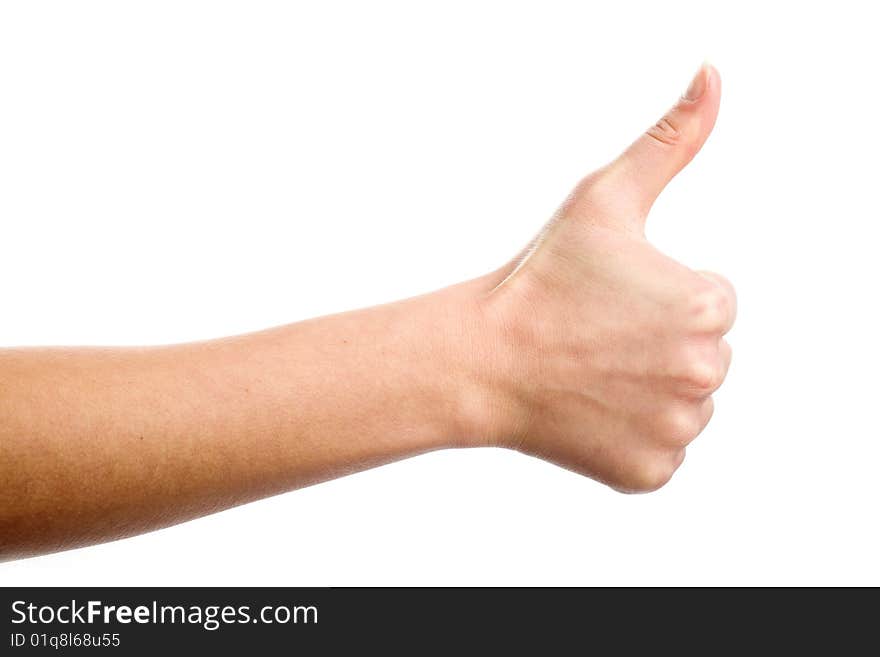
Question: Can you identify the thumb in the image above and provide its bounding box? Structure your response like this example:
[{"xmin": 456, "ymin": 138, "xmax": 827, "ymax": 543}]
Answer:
[{"xmin": 611, "ymin": 63, "xmax": 721, "ymax": 220}]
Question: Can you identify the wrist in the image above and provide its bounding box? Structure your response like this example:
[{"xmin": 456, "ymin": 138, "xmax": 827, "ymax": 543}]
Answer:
[{"xmin": 428, "ymin": 275, "xmax": 531, "ymax": 451}]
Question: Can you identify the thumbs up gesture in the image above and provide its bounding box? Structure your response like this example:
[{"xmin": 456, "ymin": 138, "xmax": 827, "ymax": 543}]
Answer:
[{"xmin": 473, "ymin": 65, "xmax": 735, "ymax": 492}]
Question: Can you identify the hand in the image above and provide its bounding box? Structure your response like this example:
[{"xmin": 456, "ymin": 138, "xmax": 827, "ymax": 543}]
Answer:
[{"xmin": 472, "ymin": 64, "xmax": 735, "ymax": 492}]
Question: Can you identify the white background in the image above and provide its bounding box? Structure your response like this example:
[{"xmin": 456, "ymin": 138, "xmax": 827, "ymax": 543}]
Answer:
[{"xmin": 1, "ymin": 1, "xmax": 878, "ymax": 585}]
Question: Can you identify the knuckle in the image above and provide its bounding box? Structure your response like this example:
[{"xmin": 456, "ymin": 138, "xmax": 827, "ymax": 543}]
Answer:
[
  {"xmin": 681, "ymin": 359, "xmax": 724, "ymax": 396},
  {"xmin": 644, "ymin": 106, "xmax": 700, "ymax": 156},
  {"xmin": 687, "ymin": 284, "xmax": 731, "ymax": 333},
  {"xmin": 572, "ymin": 168, "xmax": 620, "ymax": 210},
  {"xmin": 646, "ymin": 116, "xmax": 682, "ymax": 147},
  {"xmin": 656, "ymin": 408, "xmax": 700, "ymax": 446},
  {"xmin": 623, "ymin": 456, "xmax": 677, "ymax": 493}
]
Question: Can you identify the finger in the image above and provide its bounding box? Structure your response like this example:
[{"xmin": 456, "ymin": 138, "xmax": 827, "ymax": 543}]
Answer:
[
  {"xmin": 698, "ymin": 270, "xmax": 738, "ymax": 334},
  {"xmin": 676, "ymin": 397, "xmax": 715, "ymax": 448},
  {"xmin": 609, "ymin": 63, "xmax": 722, "ymax": 222},
  {"xmin": 690, "ymin": 396, "xmax": 716, "ymax": 443},
  {"xmin": 718, "ymin": 338, "xmax": 732, "ymax": 380}
]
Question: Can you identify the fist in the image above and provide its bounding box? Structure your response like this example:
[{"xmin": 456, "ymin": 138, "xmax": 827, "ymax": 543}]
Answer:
[{"xmin": 476, "ymin": 65, "xmax": 735, "ymax": 492}]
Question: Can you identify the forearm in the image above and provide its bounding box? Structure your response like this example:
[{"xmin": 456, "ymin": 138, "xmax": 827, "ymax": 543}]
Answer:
[{"xmin": 0, "ymin": 279, "xmax": 490, "ymax": 560}]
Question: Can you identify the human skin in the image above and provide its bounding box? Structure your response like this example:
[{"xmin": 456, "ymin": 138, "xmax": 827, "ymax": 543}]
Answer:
[{"xmin": 0, "ymin": 65, "xmax": 734, "ymax": 561}]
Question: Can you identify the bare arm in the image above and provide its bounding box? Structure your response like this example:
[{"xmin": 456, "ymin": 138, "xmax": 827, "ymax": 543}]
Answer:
[
  {"xmin": 1, "ymin": 65, "xmax": 735, "ymax": 561},
  {"xmin": 0, "ymin": 283, "xmax": 491, "ymax": 560}
]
